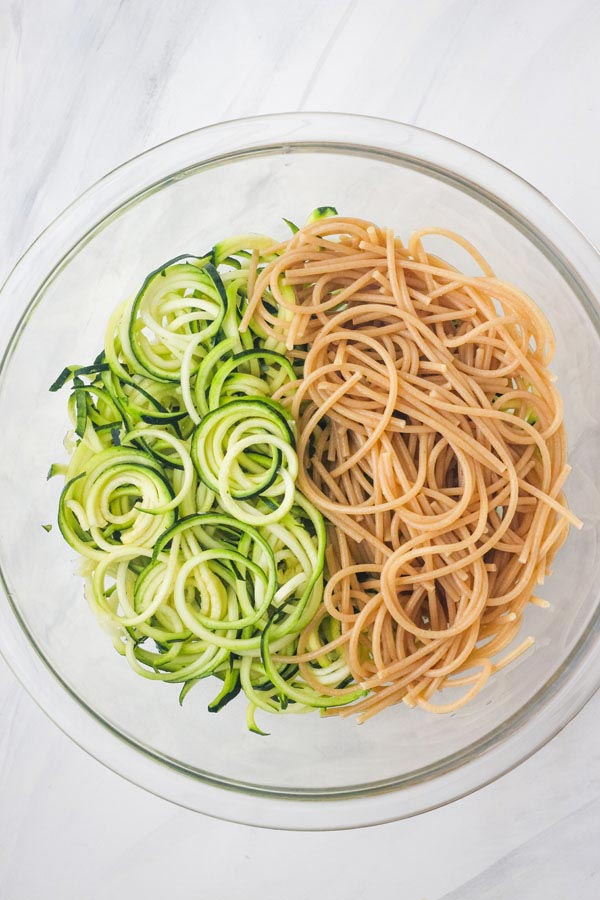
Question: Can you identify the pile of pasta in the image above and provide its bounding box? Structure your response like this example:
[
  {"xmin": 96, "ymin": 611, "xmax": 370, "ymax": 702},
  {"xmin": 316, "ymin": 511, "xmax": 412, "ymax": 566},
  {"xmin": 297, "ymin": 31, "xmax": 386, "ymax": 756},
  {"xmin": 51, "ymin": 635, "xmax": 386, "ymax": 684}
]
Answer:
[{"xmin": 243, "ymin": 216, "xmax": 581, "ymax": 719}]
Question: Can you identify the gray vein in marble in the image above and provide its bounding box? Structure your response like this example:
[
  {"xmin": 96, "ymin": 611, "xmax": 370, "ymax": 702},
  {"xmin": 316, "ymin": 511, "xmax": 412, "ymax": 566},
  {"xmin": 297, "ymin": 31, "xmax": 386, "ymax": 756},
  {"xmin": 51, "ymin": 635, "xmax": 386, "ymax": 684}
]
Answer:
[
  {"xmin": 439, "ymin": 795, "xmax": 600, "ymax": 900},
  {"xmin": 297, "ymin": 0, "xmax": 359, "ymax": 110},
  {"xmin": 409, "ymin": 0, "xmax": 478, "ymax": 126}
]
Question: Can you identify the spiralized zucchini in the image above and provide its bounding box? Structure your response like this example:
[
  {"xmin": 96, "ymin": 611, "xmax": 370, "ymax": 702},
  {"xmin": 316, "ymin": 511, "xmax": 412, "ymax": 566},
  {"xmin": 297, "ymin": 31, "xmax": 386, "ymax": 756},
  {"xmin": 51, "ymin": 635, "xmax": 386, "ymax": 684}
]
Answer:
[{"xmin": 49, "ymin": 212, "xmax": 363, "ymax": 732}]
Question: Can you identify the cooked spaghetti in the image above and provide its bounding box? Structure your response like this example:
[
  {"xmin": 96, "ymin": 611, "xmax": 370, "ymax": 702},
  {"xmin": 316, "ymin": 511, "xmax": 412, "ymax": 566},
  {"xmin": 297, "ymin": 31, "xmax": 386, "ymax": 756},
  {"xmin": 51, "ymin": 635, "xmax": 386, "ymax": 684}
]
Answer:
[{"xmin": 243, "ymin": 216, "xmax": 581, "ymax": 720}]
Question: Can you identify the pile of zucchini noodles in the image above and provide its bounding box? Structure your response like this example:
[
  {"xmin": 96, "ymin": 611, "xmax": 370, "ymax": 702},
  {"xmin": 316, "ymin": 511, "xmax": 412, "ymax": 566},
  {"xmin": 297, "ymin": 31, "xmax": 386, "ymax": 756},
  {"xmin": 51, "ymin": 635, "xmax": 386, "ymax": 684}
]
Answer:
[{"xmin": 50, "ymin": 208, "xmax": 364, "ymax": 733}]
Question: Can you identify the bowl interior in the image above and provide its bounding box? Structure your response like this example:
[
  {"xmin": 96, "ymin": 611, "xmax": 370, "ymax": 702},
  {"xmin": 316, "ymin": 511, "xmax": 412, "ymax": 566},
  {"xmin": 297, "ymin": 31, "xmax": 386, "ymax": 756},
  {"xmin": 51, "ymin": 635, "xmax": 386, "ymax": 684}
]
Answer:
[{"xmin": 1, "ymin": 142, "xmax": 600, "ymax": 797}]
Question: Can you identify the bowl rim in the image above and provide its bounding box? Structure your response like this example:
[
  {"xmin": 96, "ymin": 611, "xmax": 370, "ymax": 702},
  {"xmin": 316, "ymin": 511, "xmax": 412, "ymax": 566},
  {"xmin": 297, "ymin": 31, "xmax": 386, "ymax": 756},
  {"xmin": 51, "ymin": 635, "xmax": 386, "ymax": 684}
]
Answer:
[{"xmin": 1, "ymin": 110, "xmax": 600, "ymax": 829}]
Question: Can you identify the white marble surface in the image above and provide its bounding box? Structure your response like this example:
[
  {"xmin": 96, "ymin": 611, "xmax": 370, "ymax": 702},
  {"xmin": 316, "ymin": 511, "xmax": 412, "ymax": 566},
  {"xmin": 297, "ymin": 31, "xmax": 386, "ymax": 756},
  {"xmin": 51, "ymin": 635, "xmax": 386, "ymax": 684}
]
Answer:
[{"xmin": 1, "ymin": 0, "xmax": 600, "ymax": 896}]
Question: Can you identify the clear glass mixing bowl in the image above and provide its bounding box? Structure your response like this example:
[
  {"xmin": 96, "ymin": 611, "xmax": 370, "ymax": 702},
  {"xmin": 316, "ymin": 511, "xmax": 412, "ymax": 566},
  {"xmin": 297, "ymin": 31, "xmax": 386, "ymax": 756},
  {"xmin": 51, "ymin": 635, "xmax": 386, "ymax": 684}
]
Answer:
[{"xmin": 1, "ymin": 113, "xmax": 600, "ymax": 830}]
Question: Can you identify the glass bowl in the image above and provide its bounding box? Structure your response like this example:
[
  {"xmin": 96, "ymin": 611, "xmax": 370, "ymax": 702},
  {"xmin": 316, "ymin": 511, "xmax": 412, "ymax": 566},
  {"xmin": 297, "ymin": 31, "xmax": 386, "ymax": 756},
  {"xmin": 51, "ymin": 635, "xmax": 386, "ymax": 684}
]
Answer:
[{"xmin": 1, "ymin": 112, "xmax": 600, "ymax": 831}]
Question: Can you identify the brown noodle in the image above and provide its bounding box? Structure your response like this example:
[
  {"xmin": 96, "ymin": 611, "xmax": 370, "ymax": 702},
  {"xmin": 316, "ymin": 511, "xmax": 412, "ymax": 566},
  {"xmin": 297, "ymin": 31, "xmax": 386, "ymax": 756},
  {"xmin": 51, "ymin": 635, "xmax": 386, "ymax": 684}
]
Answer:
[{"xmin": 242, "ymin": 217, "xmax": 581, "ymax": 721}]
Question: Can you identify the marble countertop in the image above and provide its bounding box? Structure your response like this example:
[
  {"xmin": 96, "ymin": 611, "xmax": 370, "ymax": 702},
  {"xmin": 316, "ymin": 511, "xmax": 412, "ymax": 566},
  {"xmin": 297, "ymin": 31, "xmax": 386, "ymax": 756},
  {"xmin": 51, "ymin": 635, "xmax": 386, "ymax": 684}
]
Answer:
[{"xmin": 1, "ymin": 0, "xmax": 600, "ymax": 897}]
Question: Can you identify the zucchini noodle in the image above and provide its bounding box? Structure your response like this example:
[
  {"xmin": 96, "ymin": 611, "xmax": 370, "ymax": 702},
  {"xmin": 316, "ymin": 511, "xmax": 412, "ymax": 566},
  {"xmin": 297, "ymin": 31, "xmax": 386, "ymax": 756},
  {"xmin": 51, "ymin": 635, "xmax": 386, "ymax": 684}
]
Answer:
[{"xmin": 49, "ymin": 219, "xmax": 364, "ymax": 733}]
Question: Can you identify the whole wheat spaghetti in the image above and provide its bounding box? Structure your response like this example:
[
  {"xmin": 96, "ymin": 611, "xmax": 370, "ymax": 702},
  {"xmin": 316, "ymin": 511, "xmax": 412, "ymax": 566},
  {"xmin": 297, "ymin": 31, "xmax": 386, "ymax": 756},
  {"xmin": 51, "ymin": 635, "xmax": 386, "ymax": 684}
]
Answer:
[{"xmin": 243, "ymin": 216, "xmax": 581, "ymax": 720}]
